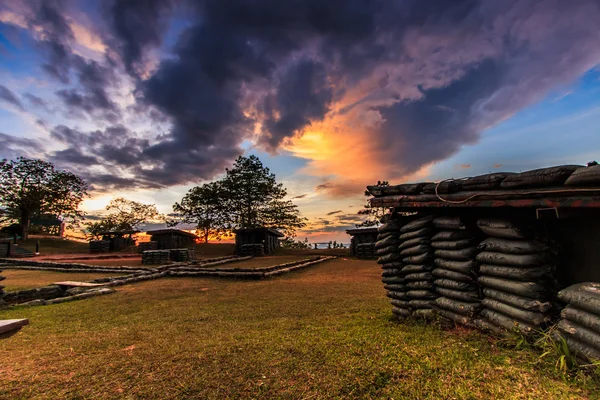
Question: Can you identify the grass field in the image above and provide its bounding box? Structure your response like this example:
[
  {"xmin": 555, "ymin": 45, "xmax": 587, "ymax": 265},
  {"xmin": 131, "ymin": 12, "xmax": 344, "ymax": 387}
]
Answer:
[
  {"xmin": 1, "ymin": 258, "xmax": 597, "ymax": 399},
  {"xmin": 15, "ymin": 238, "xmax": 90, "ymax": 254},
  {"xmin": 1, "ymin": 270, "xmax": 126, "ymax": 292}
]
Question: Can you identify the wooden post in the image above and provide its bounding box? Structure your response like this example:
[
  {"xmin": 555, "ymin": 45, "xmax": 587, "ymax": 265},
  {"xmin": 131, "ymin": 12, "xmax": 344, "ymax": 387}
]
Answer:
[{"xmin": 35, "ymin": 240, "xmax": 40, "ymax": 254}]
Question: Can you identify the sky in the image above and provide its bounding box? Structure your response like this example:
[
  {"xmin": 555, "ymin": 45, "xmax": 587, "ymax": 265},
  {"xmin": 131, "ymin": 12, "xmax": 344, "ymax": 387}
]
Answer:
[{"xmin": 1, "ymin": 0, "xmax": 600, "ymax": 243}]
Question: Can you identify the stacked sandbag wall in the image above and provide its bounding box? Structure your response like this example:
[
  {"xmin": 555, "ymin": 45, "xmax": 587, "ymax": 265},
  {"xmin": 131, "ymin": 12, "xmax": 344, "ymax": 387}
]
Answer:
[
  {"xmin": 239, "ymin": 244, "xmax": 265, "ymax": 257},
  {"xmin": 356, "ymin": 243, "xmax": 376, "ymax": 259},
  {"xmin": 397, "ymin": 215, "xmax": 438, "ymax": 319},
  {"xmin": 142, "ymin": 250, "xmax": 170, "ymax": 265},
  {"xmin": 376, "ymin": 219, "xmax": 407, "ymax": 318},
  {"xmin": 349, "ymin": 237, "xmax": 356, "ymax": 256},
  {"xmin": 0, "ymin": 267, "xmax": 5, "ymax": 308},
  {"xmin": 474, "ymin": 218, "xmax": 558, "ymax": 334},
  {"xmin": 555, "ymin": 283, "xmax": 600, "ymax": 363},
  {"xmin": 431, "ymin": 216, "xmax": 482, "ymax": 326},
  {"xmin": 89, "ymin": 240, "xmax": 111, "ymax": 253}
]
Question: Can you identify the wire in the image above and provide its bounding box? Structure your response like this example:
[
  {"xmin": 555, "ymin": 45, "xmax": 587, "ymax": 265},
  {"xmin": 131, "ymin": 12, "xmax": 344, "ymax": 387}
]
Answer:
[{"xmin": 433, "ymin": 179, "xmax": 600, "ymax": 204}]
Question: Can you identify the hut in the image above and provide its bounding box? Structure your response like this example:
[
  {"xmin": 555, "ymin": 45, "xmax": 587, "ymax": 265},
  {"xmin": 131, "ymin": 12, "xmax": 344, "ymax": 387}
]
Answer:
[
  {"xmin": 233, "ymin": 228, "xmax": 284, "ymax": 256},
  {"xmin": 96, "ymin": 230, "xmax": 139, "ymax": 251},
  {"xmin": 346, "ymin": 227, "xmax": 378, "ymax": 259},
  {"xmin": 146, "ymin": 229, "xmax": 198, "ymax": 250}
]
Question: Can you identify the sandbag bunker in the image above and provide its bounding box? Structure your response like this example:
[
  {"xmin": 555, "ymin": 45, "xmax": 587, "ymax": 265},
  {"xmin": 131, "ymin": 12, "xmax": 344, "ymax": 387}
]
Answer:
[{"xmin": 370, "ymin": 163, "xmax": 600, "ymax": 363}]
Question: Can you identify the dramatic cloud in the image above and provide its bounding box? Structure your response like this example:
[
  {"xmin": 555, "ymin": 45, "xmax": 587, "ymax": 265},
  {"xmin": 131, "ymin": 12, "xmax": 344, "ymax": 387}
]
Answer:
[
  {"xmin": 0, "ymin": 85, "xmax": 24, "ymax": 111},
  {"xmin": 0, "ymin": 132, "xmax": 43, "ymax": 159},
  {"xmin": 2, "ymin": 0, "xmax": 600, "ymax": 194},
  {"xmin": 326, "ymin": 210, "xmax": 342, "ymax": 216}
]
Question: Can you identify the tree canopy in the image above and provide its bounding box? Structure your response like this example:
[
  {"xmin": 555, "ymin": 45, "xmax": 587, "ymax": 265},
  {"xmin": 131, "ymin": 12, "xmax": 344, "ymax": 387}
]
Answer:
[
  {"xmin": 356, "ymin": 180, "xmax": 389, "ymax": 228},
  {"xmin": 172, "ymin": 182, "xmax": 228, "ymax": 243},
  {"xmin": 173, "ymin": 155, "xmax": 306, "ymax": 239},
  {"xmin": 86, "ymin": 197, "xmax": 163, "ymax": 239},
  {"xmin": 0, "ymin": 157, "xmax": 88, "ymax": 239}
]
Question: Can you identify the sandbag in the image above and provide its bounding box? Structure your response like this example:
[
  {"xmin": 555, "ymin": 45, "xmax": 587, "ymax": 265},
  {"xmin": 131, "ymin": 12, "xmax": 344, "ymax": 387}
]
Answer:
[
  {"xmin": 473, "ymin": 318, "xmax": 505, "ymax": 335},
  {"xmin": 553, "ymin": 332, "xmax": 600, "ymax": 363},
  {"xmin": 390, "ymin": 299, "xmax": 410, "ymax": 309},
  {"xmin": 412, "ymin": 309, "xmax": 436, "ymax": 319},
  {"xmin": 461, "ymin": 172, "xmax": 515, "ymax": 191},
  {"xmin": 366, "ymin": 185, "xmax": 384, "ymax": 197},
  {"xmin": 392, "ymin": 307, "xmax": 412, "ymax": 318},
  {"xmin": 483, "ymin": 288, "xmax": 553, "ymax": 313},
  {"xmin": 434, "ymin": 259, "xmax": 478, "ymax": 274},
  {"xmin": 400, "ymin": 243, "xmax": 432, "ymax": 257},
  {"xmin": 434, "ymin": 247, "xmax": 478, "ymax": 261},
  {"xmin": 561, "ymin": 306, "xmax": 600, "ymax": 333},
  {"xmin": 432, "ymin": 216, "xmax": 466, "ymax": 230},
  {"xmin": 384, "ymin": 284, "xmax": 407, "ymax": 292},
  {"xmin": 423, "ymin": 181, "xmax": 462, "ymax": 194},
  {"xmin": 400, "ymin": 264, "xmax": 434, "ymax": 274},
  {"xmin": 387, "ymin": 291, "xmax": 409, "ymax": 300},
  {"xmin": 479, "ymin": 264, "xmax": 553, "ymax": 281},
  {"xmin": 557, "ymin": 319, "xmax": 600, "ymax": 352},
  {"xmin": 377, "ymin": 232, "xmax": 395, "ymax": 241},
  {"xmin": 431, "ymin": 238, "xmax": 476, "ymax": 250},
  {"xmin": 434, "ymin": 307, "xmax": 472, "ymax": 326},
  {"xmin": 480, "ymin": 309, "xmax": 537, "ymax": 333},
  {"xmin": 435, "ymin": 287, "xmax": 481, "ymax": 302},
  {"xmin": 398, "ymin": 236, "xmax": 430, "ymax": 251},
  {"xmin": 399, "ymin": 215, "xmax": 434, "ymax": 233},
  {"xmin": 431, "ymin": 231, "xmax": 473, "ymax": 241},
  {"xmin": 403, "ymin": 252, "xmax": 434, "ymax": 264},
  {"xmin": 382, "ymin": 261, "xmax": 403, "ymax": 269},
  {"xmin": 435, "ymin": 296, "xmax": 479, "ymax": 317},
  {"xmin": 377, "ymin": 252, "xmax": 402, "ymax": 264},
  {"xmin": 558, "ymin": 283, "xmax": 600, "ymax": 315},
  {"xmin": 407, "ymin": 290, "xmax": 438, "ymax": 300},
  {"xmin": 500, "ymin": 165, "xmax": 582, "ymax": 189},
  {"xmin": 565, "ymin": 164, "xmax": 600, "ymax": 186},
  {"xmin": 399, "ymin": 228, "xmax": 432, "ymax": 241},
  {"xmin": 380, "ymin": 182, "xmax": 427, "ymax": 195},
  {"xmin": 476, "ymin": 218, "xmax": 533, "ymax": 240},
  {"xmin": 432, "ymin": 268, "xmax": 473, "ymax": 283},
  {"xmin": 382, "ymin": 268, "xmax": 403, "ymax": 277},
  {"xmin": 409, "ymin": 299, "xmax": 435, "ymax": 309},
  {"xmin": 382, "ymin": 276, "xmax": 405, "ymax": 284},
  {"xmin": 476, "ymin": 251, "xmax": 552, "ymax": 267},
  {"xmin": 481, "ymin": 298, "xmax": 551, "ymax": 326},
  {"xmin": 477, "ymin": 237, "xmax": 550, "ymax": 255},
  {"xmin": 434, "ymin": 279, "xmax": 473, "ymax": 291},
  {"xmin": 478, "ymin": 276, "xmax": 551, "ymax": 299},
  {"xmin": 406, "ymin": 280, "xmax": 434, "ymax": 290},
  {"xmin": 376, "ymin": 245, "xmax": 398, "ymax": 256},
  {"xmin": 375, "ymin": 235, "xmax": 400, "ymax": 249},
  {"xmin": 378, "ymin": 219, "xmax": 404, "ymax": 233},
  {"xmin": 404, "ymin": 272, "xmax": 433, "ymax": 282}
]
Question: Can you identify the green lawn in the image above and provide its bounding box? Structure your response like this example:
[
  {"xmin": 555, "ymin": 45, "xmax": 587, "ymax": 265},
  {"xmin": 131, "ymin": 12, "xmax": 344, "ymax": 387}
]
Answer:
[
  {"xmin": 14, "ymin": 237, "xmax": 90, "ymax": 254},
  {"xmin": 0, "ymin": 258, "xmax": 597, "ymax": 399},
  {"xmin": 1, "ymin": 270, "xmax": 126, "ymax": 292}
]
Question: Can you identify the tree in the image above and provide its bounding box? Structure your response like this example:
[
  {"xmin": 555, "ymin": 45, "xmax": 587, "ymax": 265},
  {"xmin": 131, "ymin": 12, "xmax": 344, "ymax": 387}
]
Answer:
[
  {"xmin": 0, "ymin": 157, "xmax": 88, "ymax": 240},
  {"xmin": 172, "ymin": 181, "xmax": 228, "ymax": 243},
  {"xmin": 356, "ymin": 180, "xmax": 389, "ymax": 228},
  {"xmin": 86, "ymin": 197, "xmax": 163, "ymax": 239},
  {"xmin": 220, "ymin": 155, "xmax": 307, "ymax": 236}
]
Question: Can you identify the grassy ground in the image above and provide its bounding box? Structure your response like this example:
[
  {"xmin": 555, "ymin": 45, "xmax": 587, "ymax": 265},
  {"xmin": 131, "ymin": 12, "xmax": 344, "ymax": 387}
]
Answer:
[
  {"xmin": 1, "ymin": 270, "xmax": 126, "ymax": 292},
  {"xmin": 0, "ymin": 258, "xmax": 597, "ymax": 399},
  {"xmin": 216, "ymin": 255, "xmax": 314, "ymax": 269}
]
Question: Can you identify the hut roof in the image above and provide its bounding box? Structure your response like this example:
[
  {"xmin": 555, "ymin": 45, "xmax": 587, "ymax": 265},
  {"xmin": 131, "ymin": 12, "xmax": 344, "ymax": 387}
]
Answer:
[
  {"xmin": 145, "ymin": 228, "xmax": 198, "ymax": 239},
  {"xmin": 233, "ymin": 227, "xmax": 285, "ymax": 237},
  {"xmin": 346, "ymin": 227, "xmax": 379, "ymax": 235}
]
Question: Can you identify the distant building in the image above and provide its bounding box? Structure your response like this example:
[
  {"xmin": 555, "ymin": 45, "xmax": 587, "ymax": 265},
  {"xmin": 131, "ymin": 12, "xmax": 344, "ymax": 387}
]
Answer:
[
  {"xmin": 233, "ymin": 228, "xmax": 284, "ymax": 256},
  {"xmin": 346, "ymin": 227, "xmax": 378, "ymax": 259},
  {"xmin": 146, "ymin": 229, "xmax": 198, "ymax": 250}
]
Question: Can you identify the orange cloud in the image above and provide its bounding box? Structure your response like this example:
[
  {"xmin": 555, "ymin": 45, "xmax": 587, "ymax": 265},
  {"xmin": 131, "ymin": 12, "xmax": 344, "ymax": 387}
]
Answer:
[{"xmin": 455, "ymin": 164, "xmax": 472, "ymax": 170}]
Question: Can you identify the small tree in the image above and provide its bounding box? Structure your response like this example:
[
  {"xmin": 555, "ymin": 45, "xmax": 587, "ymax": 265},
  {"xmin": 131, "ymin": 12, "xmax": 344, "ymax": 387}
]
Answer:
[
  {"xmin": 172, "ymin": 182, "xmax": 229, "ymax": 243},
  {"xmin": 0, "ymin": 157, "xmax": 88, "ymax": 240},
  {"xmin": 356, "ymin": 180, "xmax": 389, "ymax": 228},
  {"xmin": 85, "ymin": 197, "xmax": 163, "ymax": 239},
  {"xmin": 221, "ymin": 156, "xmax": 306, "ymax": 236}
]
